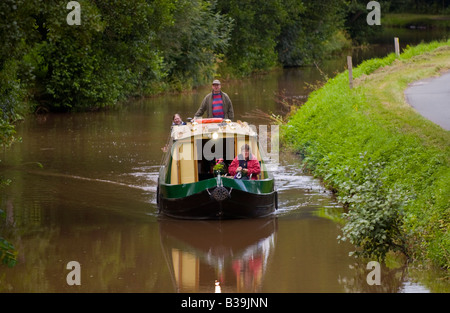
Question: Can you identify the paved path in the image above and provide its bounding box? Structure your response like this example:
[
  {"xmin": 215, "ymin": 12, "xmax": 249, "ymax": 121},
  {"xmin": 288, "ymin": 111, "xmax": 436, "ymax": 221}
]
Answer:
[{"xmin": 404, "ymin": 71, "xmax": 450, "ymax": 131}]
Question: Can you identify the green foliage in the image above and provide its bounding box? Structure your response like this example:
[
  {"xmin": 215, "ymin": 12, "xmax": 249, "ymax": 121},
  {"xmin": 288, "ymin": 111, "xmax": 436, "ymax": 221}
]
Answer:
[
  {"xmin": 383, "ymin": 13, "xmax": 450, "ymax": 29},
  {"xmin": 277, "ymin": 0, "xmax": 346, "ymax": 66},
  {"xmin": 0, "ymin": 116, "xmax": 18, "ymax": 150},
  {"xmin": 0, "ymin": 112, "xmax": 17, "ymax": 268},
  {"xmin": 352, "ymin": 40, "xmax": 449, "ymax": 79},
  {"xmin": 0, "ymin": 0, "xmax": 238, "ymax": 111},
  {"xmin": 31, "ymin": 0, "xmax": 169, "ymax": 111},
  {"xmin": 0, "ymin": 0, "xmax": 35, "ymax": 120},
  {"xmin": 387, "ymin": 0, "xmax": 449, "ymax": 14},
  {"xmin": 342, "ymin": 0, "xmax": 384, "ymax": 44},
  {"xmin": 215, "ymin": 0, "xmax": 350, "ymax": 74},
  {"xmin": 283, "ymin": 41, "xmax": 450, "ymax": 267},
  {"xmin": 0, "ymin": 0, "xmax": 386, "ymax": 113},
  {"xmin": 0, "ymin": 63, "xmax": 25, "ymax": 121},
  {"xmin": 0, "ymin": 1, "xmax": 27, "ymax": 267},
  {"xmin": 337, "ymin": 156, "xmax": 409, "ymax": 260},
  {"xmin": 158, "ymin": 0, "xmax": 233, "ymax": 89},
  {"xmin": 215, "ymin": 0, "xmax": 286, "ymax": 76}
]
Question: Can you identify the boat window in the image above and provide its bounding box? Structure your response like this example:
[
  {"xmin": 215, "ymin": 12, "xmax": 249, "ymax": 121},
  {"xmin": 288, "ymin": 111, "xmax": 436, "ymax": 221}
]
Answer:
[{"xmin": 196, "ymin": 138, "xmax": 235, "ymax": 181}]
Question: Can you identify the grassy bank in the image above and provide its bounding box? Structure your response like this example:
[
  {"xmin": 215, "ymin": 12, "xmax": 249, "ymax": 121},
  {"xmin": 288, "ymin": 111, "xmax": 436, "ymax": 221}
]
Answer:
[
  {"xmin": 383, "ymin": 13, "xmax": 450, "ymax": 29},
  {"xmin": 282, "ymin": 40, "xmax": 450, "ymax": 270}
]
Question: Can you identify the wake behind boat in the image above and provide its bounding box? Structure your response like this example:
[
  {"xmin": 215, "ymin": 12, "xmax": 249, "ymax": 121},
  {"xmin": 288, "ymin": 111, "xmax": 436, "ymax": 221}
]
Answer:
[{"xmin": 157, "ymin": 118, "xmax": 278, "ymax": 219}]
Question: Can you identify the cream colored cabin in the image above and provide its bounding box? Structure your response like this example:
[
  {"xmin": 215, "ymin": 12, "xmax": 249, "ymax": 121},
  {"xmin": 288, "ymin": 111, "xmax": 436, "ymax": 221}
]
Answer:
[{"xmin": 167, "ymin": 120, "xmax": 266, "ymax": 185}]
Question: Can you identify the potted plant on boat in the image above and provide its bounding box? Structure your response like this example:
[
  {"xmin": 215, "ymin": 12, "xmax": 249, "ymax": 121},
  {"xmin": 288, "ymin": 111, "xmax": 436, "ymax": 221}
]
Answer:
[{"xmin": 213, "ymin": 158, "xmax": 227, "ymax": 176}]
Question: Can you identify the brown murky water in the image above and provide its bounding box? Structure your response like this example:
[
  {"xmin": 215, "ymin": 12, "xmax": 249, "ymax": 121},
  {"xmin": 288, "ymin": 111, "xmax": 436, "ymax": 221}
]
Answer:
[{"xmin": 1, "ymin": 31, "xmax": 448, "ymax": 292}]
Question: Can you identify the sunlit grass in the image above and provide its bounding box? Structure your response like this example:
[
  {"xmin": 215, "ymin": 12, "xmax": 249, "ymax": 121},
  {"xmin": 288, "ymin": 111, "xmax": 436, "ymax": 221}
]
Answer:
[{"xmin": 283, "ymin": 39, "xmax": 450, "ymax": 271}]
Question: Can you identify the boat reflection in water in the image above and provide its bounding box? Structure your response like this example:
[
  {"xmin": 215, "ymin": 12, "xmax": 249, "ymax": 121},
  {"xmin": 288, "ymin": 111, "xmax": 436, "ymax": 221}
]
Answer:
[{"xmin": 159, "ymin": 217, "xmax": 277, "ymax": 293}]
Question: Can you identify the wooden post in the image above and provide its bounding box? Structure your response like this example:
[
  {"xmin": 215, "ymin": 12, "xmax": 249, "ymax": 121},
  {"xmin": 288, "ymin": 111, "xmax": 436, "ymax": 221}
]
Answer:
[
  {"xmin": 347, "ymin": 56, "xmax": 353, "ymax": 89},
  {"xmin": 394, "ymin": 37, "xmax": 400, "ymax": 57}
]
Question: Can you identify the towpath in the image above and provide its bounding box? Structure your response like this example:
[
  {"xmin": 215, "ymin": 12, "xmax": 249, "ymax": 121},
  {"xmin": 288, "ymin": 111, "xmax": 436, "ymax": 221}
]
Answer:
[{"xmin": 405, "ymin": 70, "xmax": 450, "ymax": 131}]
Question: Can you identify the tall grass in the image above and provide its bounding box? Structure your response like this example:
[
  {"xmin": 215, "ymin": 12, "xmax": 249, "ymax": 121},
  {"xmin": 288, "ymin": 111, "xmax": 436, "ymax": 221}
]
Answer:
[{"xmin": 283, "ymin": 40, "xmax": 450, "ymax": 270}]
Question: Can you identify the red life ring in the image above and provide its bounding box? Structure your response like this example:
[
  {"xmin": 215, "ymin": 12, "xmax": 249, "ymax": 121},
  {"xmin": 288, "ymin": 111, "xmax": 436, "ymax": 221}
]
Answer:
[{"xmin": 195, "ymin": 118, "xmax": 224, "ymax": 124}]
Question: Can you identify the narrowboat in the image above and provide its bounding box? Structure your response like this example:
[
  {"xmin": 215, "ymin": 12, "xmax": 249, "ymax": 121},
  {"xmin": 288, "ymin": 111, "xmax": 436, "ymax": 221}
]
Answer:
[{"xmin": 157, "ymin": 118, "xmax": 278, "ymax": 219}]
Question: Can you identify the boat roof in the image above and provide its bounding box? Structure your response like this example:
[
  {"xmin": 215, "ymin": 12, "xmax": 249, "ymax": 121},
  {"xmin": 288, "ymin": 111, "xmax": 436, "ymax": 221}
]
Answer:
[{"xmin": 170, "ymin": 120, "xmax": 258, "ymax": 141}]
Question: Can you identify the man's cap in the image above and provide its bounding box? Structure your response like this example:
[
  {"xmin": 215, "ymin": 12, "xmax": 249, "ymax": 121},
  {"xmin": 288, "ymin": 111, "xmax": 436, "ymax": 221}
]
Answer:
[{"xmin": 212, "ymin": 79, "xmax": 221, "ymax": 85}]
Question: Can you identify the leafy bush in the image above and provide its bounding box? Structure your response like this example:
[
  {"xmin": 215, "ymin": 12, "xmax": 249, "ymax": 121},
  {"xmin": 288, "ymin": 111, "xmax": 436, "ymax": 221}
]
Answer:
[{"xmin": 337, "ymin": 156, "xmax": 409, "ymax": 260}]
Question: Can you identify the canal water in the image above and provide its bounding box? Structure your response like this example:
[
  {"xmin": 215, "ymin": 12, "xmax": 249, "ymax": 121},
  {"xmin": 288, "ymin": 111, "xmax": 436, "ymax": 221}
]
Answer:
[{"xmin": 0, "ymin": 29, "xmax": 448, "ymax": 293}]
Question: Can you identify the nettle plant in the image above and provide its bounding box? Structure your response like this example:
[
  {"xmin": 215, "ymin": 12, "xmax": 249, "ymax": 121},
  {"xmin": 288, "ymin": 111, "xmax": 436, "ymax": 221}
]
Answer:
[{"xmin": 337, "ymin": 154, "xmax": 410, "ymax": 260}]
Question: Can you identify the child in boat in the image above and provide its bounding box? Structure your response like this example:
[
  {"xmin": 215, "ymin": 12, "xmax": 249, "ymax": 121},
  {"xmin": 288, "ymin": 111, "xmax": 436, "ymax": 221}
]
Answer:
[
  {"xmin": 228, "ymin": 144, "xmax": 260, "ymax": 180},
  {"xmin": 172, "ymin": 113, "xmax": 186, "ymax": 126}
]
